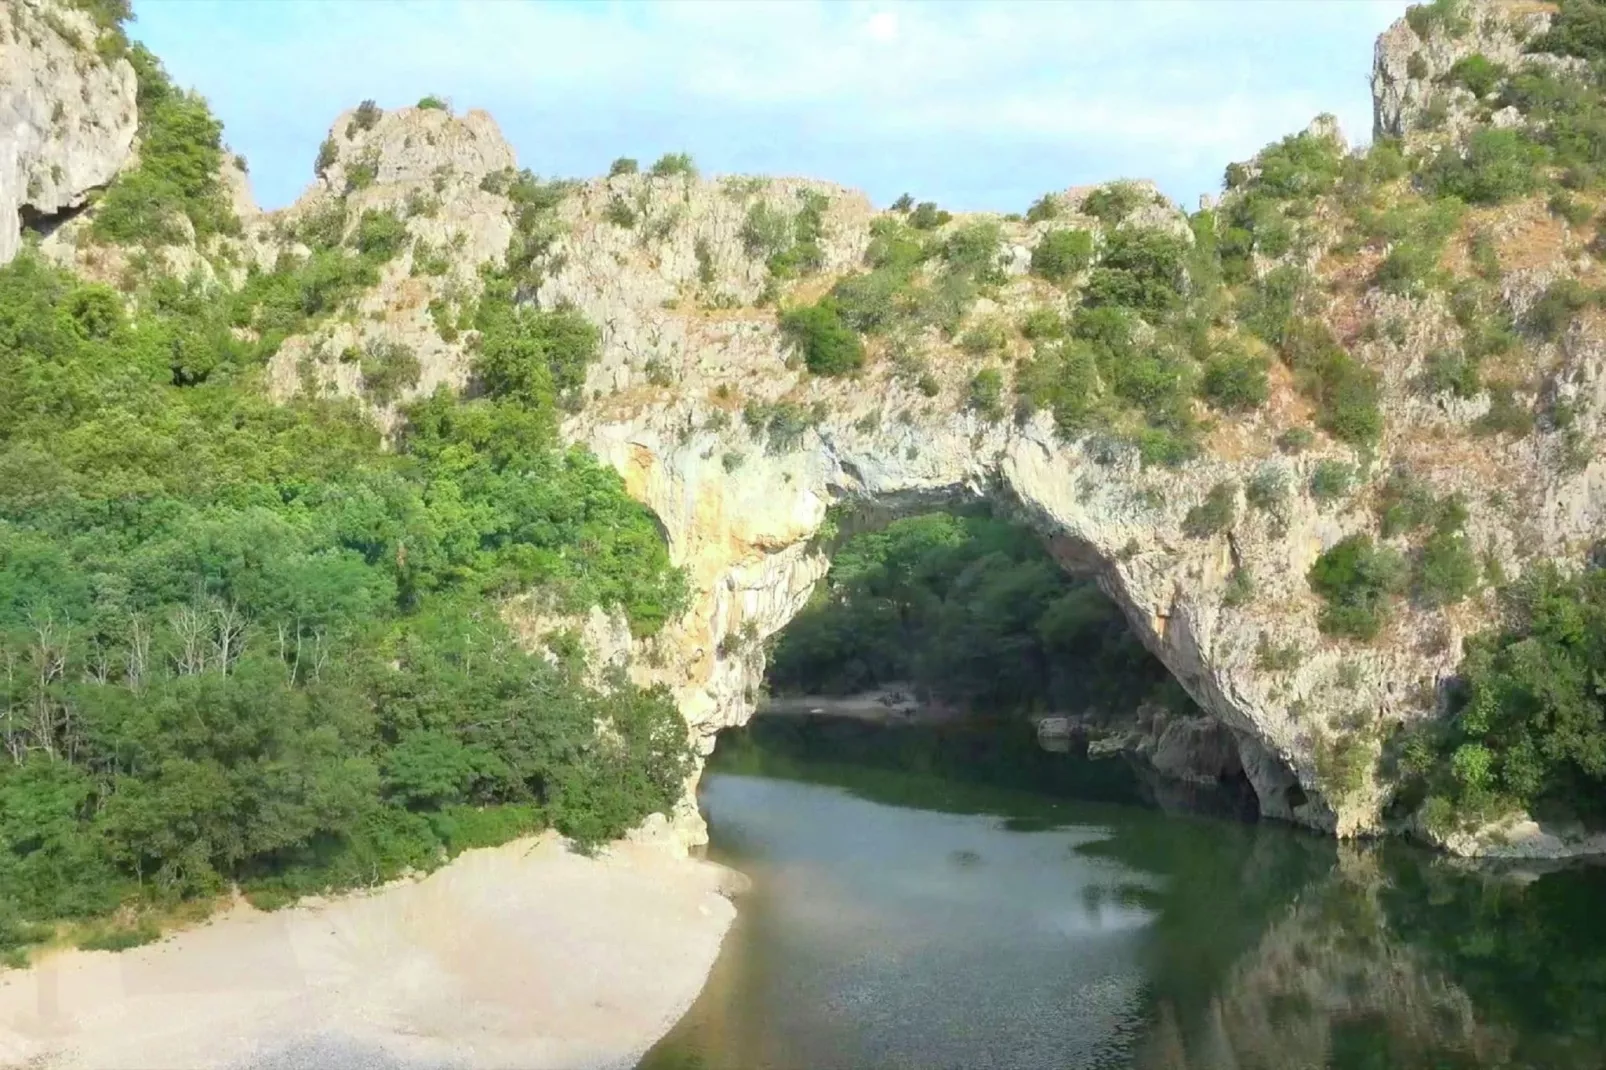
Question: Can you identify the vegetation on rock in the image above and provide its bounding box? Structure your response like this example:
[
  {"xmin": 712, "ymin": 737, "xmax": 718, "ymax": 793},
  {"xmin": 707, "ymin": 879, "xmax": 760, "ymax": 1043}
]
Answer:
[{"xmin": 768, "ymin": 511, "xmax": 1191, "ymax": 718}]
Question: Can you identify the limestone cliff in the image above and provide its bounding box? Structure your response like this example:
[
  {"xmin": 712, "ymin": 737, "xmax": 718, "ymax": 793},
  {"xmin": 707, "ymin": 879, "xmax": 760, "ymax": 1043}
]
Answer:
[
  {"xmin": 0, "ymin": 0, "xmax": 136, "ymax": 265},
  {"xmin": 19, "ymin": 0, "xmax": 1606, "ymax": 857}
]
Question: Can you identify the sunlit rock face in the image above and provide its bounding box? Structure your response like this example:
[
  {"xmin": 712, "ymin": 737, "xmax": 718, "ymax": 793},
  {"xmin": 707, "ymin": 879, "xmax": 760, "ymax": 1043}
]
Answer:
[{"xmin": 0, "ymin": 2, "xmax": 137, "ymax": 266}]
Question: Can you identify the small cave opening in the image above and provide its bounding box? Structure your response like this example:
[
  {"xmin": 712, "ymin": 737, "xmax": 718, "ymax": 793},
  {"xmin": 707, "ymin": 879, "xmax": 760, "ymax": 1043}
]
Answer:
[
  {"xmin": 702, "ymin": 502, "xmax": 1260, "ymax": 824},
  {"xmin": 19, "ymin": 195, "xmax": 94, "ymax": 241}
]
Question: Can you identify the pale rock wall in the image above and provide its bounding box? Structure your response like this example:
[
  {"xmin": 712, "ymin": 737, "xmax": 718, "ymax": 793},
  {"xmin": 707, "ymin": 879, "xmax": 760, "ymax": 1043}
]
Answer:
[
  {"xmin": 0, "ymin": 0, "xmax": 136, "ymax": 265},
  {"xmin": 1371, "ymin": 0, "xmax": 1578, "ymax": 140}
]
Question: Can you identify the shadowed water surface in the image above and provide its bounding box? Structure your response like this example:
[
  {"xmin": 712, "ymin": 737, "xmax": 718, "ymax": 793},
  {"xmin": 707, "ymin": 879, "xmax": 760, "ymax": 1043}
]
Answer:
[{"xmin": 640, "ymin": 718, "xmax": 1606, "ymax": 1070}]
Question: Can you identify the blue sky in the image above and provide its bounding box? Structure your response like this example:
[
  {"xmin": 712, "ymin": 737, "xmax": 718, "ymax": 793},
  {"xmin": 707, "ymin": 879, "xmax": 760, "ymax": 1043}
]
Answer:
[{"xmin": 128, "ymin": 0, "xmax": 1413, "ymax": 214}]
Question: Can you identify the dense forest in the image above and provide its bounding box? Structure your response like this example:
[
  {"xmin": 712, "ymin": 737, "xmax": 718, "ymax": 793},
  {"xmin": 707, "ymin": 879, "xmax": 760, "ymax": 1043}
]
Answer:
[
  {"xmin": 767, "ymin": 510, "xmax": 1190, "ymax": 718},
  {"xmin": 0, "ymin": 44, "xmax": 690, "ymax": 961}
]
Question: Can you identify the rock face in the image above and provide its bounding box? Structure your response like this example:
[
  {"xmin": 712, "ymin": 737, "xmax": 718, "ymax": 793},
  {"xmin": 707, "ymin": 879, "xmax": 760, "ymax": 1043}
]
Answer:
[
  {"xmin": 16, "ymin": 0, "xmax": 1606, "ymax": 856},
  {"xmin": 0, "ymin": 2, "xmax": 136, "ymax": 265},
  {"xmin": 1371, "ymin": 0, "xmax": 1576, "ymax": 139}
]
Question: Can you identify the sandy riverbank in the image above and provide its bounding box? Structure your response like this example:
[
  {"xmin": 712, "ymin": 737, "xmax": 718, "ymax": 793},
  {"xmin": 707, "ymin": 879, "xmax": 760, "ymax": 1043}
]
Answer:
[{"xmin": 0, "ymin": 834, "xmax": 740, "ymax": 1070}]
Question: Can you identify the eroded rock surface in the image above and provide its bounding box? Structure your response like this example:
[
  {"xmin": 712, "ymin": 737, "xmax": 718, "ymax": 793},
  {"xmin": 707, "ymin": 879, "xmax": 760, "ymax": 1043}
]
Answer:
[{"xmin": 0, "ymin": 1, "xmax": 136, "ymax": 265}]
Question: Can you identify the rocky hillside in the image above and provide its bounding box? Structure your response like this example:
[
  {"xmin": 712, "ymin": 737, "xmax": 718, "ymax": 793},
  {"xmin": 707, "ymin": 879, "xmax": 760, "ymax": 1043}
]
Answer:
[{"xmin": 10, "ymin": 0, "xmax": 1606, "ymax": 858}]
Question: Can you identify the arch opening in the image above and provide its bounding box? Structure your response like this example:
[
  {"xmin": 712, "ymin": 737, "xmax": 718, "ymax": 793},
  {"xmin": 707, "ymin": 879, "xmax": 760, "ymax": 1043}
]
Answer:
[{"xmin": 707, "ymin": 498, "xmax": 1261, "ymax": 822}]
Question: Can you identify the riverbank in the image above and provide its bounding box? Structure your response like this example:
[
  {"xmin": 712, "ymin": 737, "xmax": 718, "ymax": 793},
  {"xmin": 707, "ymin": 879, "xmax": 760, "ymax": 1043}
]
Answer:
[
  {"xmin": 0, "ymin": 834, "xmax": 740, "ymax": 1070},
  {"xmin": 758, "ymin": 685, "xmax": 963, "ymax": 725}
]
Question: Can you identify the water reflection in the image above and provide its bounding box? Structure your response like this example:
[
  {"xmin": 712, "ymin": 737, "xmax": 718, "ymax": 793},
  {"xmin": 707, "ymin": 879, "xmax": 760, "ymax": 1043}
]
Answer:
[{"xmin": 641, "ymin": 718, "xmax": 1606, "ymax": 1070}]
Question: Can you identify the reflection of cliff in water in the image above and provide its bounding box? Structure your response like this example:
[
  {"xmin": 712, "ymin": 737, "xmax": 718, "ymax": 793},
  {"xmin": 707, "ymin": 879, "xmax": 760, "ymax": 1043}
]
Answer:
[
  {"xmin": 1094, "ymin": 833, "xmax": 1606, "ymax": 1070},
  {"xmin": 700, "ymin": 715, "xmax": 1606, "ymax": 1070}
]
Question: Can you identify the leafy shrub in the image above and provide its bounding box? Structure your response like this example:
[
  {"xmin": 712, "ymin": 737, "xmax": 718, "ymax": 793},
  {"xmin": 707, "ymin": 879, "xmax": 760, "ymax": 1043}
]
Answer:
[
  {"xmin": 1223, "ymin": 565, "xmax": 1256, "ymax": 607},
  {"xmin": 1476, "ymin": 382, "xmax": 1535, "ymax": 437},
  {"xmin": 1030, "ymin": 228, "xmax": 1095, "ymax": 283},
  {"xmin": 359, "ymin": 339, "xmax": 422, "ymax": 404},
  {"xmin": 1278, "ymin": 426, "xmax": 1316, "ymax": 454},
  {"xmin": 829, "ymin": 269, "xmax": 911, "ymax": 335},
  {"xmin": 865, "ymin": 216, "xmax": 926, "ymax": 272},
  {"xmin": 1309, "ymin": 459, "xmax": 1355, "ymax": 503},
  {"xmin": 349, "ymin": 99, "xmax": 382, "ymax": 135},
  {"xmin": 1377, "ymin": 471, "xmax": 1464, "ymax": 538},
  {"xmin": 1405, "ymin": 0, "xmax": 1470, "ymax": 39},
  {"xmin": 891, "ymin": 193, "xmax": 914, "ymax": 212},
  {"xmin": 1200, "ymin": 350, "xmax": 1270, "ymax": 412},
  {"xmin": 1025, "ymin": 194, "xmax": 1061, "ymax": 223},
  {"xmin": 743, "ymin": 400, "xmax": 824, "ymax": 453},
  {"xmin": 315, "ymin": 136, "xmax": 338, "ymax": 175},
  {"xmin": 91, "ymin": 46, "xmax": 237, "ymax": 246},
  {"xmin": 1252, "ymin": 127, "xmax": 1345, "ymax": 201},
  {"xmin": 1081, "ymin": 182, "xmax": 1149, "ymax": 225},
  {"xmin": 1425, "ymin": 128, "xmax": 1546, "ymax": 204},
  {"xmin": 474, "ymin": 297, "xmax": 600, "ymax": 411},
  {"xmin": 1246, "ymin": 465, "xmax": 1291, "ymax": 515},
  {"xmin": 741, "ymin": 201, "xmax": 792, "ymax": 259},
  {"xmin": 1281, "ymin": 320, "xmax": 1383, "ymax": 445},
  {"xmin": 694, "ymin": 237, "xmax": 716, "ymax": 285},
  {"xmin": 1082, "ymin": 228, "xmax": 1188, "ymax": 314},
  {"xmin": 1308, "ymin": 534, "xmax": 1408, "ymax": 640},
  {"xmin": 416, "ymin": 95, "xmax": 449, "ymax": 111},
  {"xmin": 959, "ymin": 317, "xmax": 1008, "ymax": 356},
  {"xmin": 1183, "ymin": 482, "xmax": 1237, "ymax": 538},
  {"xmin": 1430, "ymin": 562, "xmax": 1606, "ymax": 818},
  {"xmin": 1255, "ymin": 633, "xmax": 1304, "ymax": 672},
  {"xmin": 941, "ymin": 221, "xmax": 1005, "ymax": 283},
  {"xmin": 345, "ymin": 149, "xmax": 379, "ymax": 193},
  {"xmin": 352, "ymin": 209, "xmax": 409, "ymax": 261},
  {"xmin": 1444, "ymin": 53, "xmax": 1505, "ymax": 97},
  {"xmin": 779, "ymin": 298, "xmax": 864, "ymax": 376},
  {"xmin": 603, "ymin": 196, "xmax": 637, "ymax": 229},
  {"xmin": 768, "ymin": 191, "xmax": 828, "ymax": 278},
  {"xmin": 1417, "ymin": 529, "xmax": 1479, "ymax": 605},
  {"xmin": 1237, "ymin": 266, "xmax": 1308, "ymax": 349},
  {"xmin": 1019, "ymin": 307, "xmax": 1065, "ymax": 340},
  {"xmin": 1407, "ymin": 52, "xmax": 1430, "ymax": 79},
  {"xmin": 1548, "ymin": 190, "xmax": 1594, "ymax": 226},
  {"xmin": 1525, "ymin": 279, "xmax": 1597, "ymax": 340},
  {"xmin": 608, "ymin": 157, "xmax": 639, "ymax": 177},
  {"xmin": 78, "ymin": 924, "xmax": 161, "ymax": 952},
  {"xmin": 908, "ymin": 202, "xmax": 952, "ymax": 230},
  {"xmin": 1420, "ymin": 347, "xmax": 1481, "ymax": 397},
  {"xmin": 967, "ymin": 368, "xmax": 1006, "ymax": 420},
  {"xmin": 649, "ymin": 152, "xmax": 697, "ymax": 178}
]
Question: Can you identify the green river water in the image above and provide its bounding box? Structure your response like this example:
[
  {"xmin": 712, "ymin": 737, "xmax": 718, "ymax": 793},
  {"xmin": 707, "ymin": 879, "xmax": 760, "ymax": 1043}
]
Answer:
[{"xmin": 639, "ymin": 716, "xmax": 1606, "ymax": 1070}]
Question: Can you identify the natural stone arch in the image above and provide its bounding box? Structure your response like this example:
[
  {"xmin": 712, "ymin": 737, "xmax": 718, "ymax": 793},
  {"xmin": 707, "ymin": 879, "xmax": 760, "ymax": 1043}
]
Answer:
[{"xmin": 572, "ymin": 399, "xmax": 1335, "ymax": 848}]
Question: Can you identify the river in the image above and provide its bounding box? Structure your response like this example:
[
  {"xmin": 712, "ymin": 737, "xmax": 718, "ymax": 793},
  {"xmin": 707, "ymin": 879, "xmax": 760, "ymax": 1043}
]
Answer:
[{"xmin": 640, "ymin": 715, "xmax": 1606, "ymax": 1070}]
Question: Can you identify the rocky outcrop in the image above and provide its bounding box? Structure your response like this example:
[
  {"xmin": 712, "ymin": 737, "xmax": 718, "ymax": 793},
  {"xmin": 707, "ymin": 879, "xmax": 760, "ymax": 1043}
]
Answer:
[
  {"xmin": 1371, "ymin": 0, "xmax": 1578, "ymax": 139},
  {"xmin": 17, "ymin": 0, "xmax": 1604, "ymax": 856},
  {"xmin": 0, "ymin": 1, "xmax": 136, "ymax": 265},
  {"xmin": 226, "ymin": 2, "xmax": 1606, "ymax": 857}
]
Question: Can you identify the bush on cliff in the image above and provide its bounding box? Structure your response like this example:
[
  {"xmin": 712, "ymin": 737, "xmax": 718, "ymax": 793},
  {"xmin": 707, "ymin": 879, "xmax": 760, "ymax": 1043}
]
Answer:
[
  {"xmin": 780, "ymin": 298, "xmax": 865, "ymax": 376},
  {"xmin": 1308, "ymin": 534, "xmax": 1408, "ymax": 640},
  {"xmin": 91, "ymin": 45, "xmax": 238, "ymax": 247}
]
